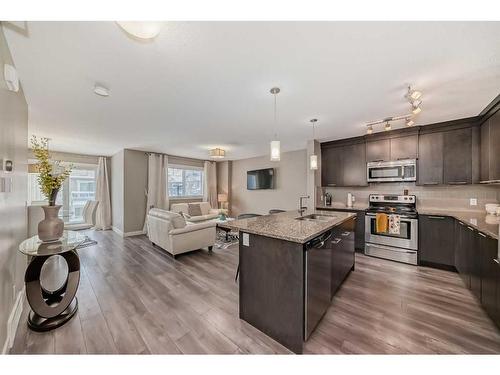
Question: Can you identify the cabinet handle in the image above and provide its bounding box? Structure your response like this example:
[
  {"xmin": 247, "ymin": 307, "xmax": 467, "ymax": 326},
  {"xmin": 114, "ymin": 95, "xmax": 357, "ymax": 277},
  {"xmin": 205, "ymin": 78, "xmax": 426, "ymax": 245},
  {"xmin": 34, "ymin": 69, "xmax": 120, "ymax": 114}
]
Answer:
[
  {"xmin": 371, "ymin": 159, "xmax": 385, "ymax": 162},
  {"xmin": 467, "ymin": 226, "xmax": 475, "ymax": 231},
  {"xmin": 428, "ymin": 216, "xmax": 445, "ymax": 220},
  {"xmin": 332, "ymin": 238, "xmax": 341, "ymax": 244},
  {"xmin": 423, "ymin": 182, "xmax": 439, "ymax": 185},
  {"xmin": 478, "ymin": 232, "xmax": 487, "ymax": 238},
  {"xmin": 327, "ymin": 184, "xmax": 337, "ymax": 187},
  {"xmin": 494, "ymin": 259, "xmax": 500, "ymax": 265},
  {"xmin": 341, "ymin": 231, "xmax": 350, "ymax": 236},
  {"xmin": 458, "ymin": 221, "xmax": 465, "ymax": 226},
  {"xmin": 448, "ymin": 181, "xmax": 467, "ymax": 185},
  {"xmin": 480, "ymin": 180, "xmax": 500, "ymax": 184}
]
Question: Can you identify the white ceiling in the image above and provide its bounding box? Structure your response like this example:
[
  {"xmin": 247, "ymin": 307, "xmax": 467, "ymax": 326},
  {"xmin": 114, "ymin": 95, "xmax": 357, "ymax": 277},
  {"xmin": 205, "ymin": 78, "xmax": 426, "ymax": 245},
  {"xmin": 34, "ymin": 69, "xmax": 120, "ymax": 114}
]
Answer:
[{"xmin": 3, "ymin": 21, "xmax": 500, "ymax": 160}]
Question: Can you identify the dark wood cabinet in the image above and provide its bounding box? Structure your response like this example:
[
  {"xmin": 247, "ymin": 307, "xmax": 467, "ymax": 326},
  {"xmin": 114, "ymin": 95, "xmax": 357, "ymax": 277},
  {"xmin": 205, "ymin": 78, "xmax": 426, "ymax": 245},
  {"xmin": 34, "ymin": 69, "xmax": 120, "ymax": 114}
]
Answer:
[
  {"xmin": 479, "ymin": 233, "xmax": 500, "ymax": 328},
  {"xmin": 417, "ymin": 132, "xmax": 444, "ymax": 185},
  {"xmin": 321, "ymin": 143, "xmax": 367, "ymax": 187},
  {"xmin": 366, "ymin": 139, "xmax": 390, "ymax": 162},
  {"xmin": 455, "ymin": 221, "xmax": 471, "ymax": 288},
  {"xmin": 443, "ymin": 127, "xmax": 473, "ymax": 185},
  {"xmin": 354, "ymin": 211, "xmax": 365, "ymax": 251},
  {"xmin": 480, "ymin": 110, "xmax": 500, "ymax": 183},
  {"xmin": 321, "ymin": 145, "xmax": 343, "ymax": 187},
  {"xmin": 418, "ymin": 215, "xmax": 455, "ymax": 269},
  {"xmin": 390, "ymin": 134, "xmax": 418, "ymax": 160},
  {"xmin": 331, "ymin": 218, "xmax": 355, "ymax": 298}
]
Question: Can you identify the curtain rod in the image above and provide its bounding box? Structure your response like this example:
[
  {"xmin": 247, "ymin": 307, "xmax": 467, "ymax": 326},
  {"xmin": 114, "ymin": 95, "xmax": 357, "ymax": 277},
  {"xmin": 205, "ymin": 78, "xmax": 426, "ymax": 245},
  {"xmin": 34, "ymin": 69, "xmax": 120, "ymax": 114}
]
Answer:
[{"xmin": 144, "ymin": 151, "xmax": 214, "ymax": 163}]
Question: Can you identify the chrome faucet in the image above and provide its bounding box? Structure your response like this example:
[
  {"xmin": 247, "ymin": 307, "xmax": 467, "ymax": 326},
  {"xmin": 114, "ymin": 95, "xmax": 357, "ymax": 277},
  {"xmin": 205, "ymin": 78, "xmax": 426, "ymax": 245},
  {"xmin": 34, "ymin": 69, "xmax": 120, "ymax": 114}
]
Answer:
[{"xmin": 298, "ymin": 195, "xmax": 310, "ymax": 215}]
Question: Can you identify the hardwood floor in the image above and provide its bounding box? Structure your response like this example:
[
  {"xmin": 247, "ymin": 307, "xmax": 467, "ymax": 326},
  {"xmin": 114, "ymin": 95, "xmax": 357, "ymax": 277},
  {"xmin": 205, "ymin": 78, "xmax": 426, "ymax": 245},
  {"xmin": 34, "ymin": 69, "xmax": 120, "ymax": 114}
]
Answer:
[{"xmin": 10, "ymin": 230, "xmax": 500, "ymax": 354}]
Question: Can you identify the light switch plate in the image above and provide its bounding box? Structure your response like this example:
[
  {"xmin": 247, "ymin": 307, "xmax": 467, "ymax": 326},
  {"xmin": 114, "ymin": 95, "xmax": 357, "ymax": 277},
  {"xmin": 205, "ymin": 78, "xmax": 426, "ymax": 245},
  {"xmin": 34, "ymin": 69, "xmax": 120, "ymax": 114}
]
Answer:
[
  {"xmin": 242, "ymin": 233, "xmax": 249, "ymax": 246},
  {"xmin": 470, "ymin": 198, "xmax": 477, "ymax": 206}
]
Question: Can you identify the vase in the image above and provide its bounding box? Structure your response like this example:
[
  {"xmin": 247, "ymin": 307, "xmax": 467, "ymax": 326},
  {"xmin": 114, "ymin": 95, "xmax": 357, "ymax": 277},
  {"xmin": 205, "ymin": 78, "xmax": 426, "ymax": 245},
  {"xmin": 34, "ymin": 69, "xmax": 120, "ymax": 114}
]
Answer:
[{"xmin": 38, "ymin": 205, "xmax": 64, "ymax": 242}]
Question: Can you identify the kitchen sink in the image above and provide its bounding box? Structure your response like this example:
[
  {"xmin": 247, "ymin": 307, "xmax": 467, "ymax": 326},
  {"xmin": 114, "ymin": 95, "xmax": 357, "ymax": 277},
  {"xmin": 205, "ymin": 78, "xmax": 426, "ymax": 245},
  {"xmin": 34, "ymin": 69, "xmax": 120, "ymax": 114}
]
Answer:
[{"xmin": 296, "ymin": 214, "xmax": 335, "ymax": 222}]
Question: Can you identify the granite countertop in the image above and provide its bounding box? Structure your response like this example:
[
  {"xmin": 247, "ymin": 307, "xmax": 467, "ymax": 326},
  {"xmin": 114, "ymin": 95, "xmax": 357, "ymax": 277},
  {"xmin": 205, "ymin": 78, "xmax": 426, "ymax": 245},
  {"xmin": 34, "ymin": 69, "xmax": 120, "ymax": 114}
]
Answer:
[
  {"xmin": 221, "ymin": 209, "xmax": 356, "ymax": 244},
  {"xmin": 419, "ymin": 208, "xmax": 499, "ymax": 240},
  {"xmin": 316, "ymin": 203, "xmax": 368, "ymax": 211}
]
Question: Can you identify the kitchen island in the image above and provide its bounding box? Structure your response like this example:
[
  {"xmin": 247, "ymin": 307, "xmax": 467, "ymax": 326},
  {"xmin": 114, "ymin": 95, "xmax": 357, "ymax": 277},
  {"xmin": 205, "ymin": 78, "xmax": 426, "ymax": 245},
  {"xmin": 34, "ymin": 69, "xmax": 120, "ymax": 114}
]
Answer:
[{"xmin": 223, "ymin": 209, "xmax": 356, "ymax": 353}]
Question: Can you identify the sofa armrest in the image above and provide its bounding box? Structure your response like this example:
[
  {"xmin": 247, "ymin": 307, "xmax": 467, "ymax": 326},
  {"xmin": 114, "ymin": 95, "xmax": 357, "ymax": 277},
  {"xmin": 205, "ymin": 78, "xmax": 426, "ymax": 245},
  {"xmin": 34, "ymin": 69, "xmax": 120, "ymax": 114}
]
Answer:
[
  {"xmin": 209, "ymin": 209, "xmax": 220, "ymax": 215},
  {"xmin": 169, "ymin": 221, "xmax": 216, "ymax": 235}
]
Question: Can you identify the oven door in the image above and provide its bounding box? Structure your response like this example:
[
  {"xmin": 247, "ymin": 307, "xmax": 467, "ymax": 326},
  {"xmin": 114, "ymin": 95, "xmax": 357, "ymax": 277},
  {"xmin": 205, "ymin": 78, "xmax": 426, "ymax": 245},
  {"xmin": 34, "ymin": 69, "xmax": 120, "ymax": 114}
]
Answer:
[{"xmin": 364, "ymin": 213, "xmax": 418, "ymax": 250}]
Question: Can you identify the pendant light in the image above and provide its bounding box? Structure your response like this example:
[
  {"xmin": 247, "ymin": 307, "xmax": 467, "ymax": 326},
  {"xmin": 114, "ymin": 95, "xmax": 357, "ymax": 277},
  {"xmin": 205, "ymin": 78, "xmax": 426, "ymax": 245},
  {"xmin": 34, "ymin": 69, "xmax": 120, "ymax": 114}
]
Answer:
[
  {"xmin": 270, "ymin": 87, "xmax": 281, "ymax": 162},
  {"xmin": 309, "ymin": 119, "xmax": 318, "ymax": 170}
]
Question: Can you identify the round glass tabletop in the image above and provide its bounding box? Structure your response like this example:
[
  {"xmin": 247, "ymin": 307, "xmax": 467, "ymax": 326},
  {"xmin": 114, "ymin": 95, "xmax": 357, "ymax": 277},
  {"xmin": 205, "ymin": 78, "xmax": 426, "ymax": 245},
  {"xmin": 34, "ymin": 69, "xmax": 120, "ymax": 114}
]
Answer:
[{"xmin": 19, "ymin": 231, "xmax": 87, "ymax": 257}]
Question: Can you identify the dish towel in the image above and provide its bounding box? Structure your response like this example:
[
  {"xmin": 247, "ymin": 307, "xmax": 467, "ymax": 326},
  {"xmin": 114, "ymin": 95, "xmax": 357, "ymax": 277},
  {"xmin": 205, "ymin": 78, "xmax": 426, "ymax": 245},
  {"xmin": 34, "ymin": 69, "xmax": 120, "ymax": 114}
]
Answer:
[
  {"xmin": 388, "ymin": 214, "xmax": 401, "ymax": 235},
  {"xmin": 376, "ymin": 213, "xmax": 388, "ymax": 233}
]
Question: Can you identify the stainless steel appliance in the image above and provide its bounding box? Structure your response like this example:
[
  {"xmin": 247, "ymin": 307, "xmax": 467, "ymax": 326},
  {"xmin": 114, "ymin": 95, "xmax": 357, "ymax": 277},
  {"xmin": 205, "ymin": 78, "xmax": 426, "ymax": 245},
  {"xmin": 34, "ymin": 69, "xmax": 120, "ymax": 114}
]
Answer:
[
  {"xmin": 367, "ymin": 159, "xmax": 417, "ymax": 183},
  {"xmin": 364, "ymin": 194, "xmax": 418, "ymax": 265},
  {"xmin": 304, "ymin": 229, "xmax": 332, "ymax": 339}
]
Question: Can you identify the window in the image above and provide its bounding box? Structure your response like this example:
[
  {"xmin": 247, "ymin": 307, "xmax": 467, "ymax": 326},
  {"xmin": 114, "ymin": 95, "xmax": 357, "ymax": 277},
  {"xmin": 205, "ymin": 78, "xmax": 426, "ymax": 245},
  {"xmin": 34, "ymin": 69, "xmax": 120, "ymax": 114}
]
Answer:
[
  {"xmin": 28, "ymin": 163, "xmax": 97, "ymax": 223},
  {"xmin": 168, "ymin": 166, "xmax": 204, "ymax": 198}
]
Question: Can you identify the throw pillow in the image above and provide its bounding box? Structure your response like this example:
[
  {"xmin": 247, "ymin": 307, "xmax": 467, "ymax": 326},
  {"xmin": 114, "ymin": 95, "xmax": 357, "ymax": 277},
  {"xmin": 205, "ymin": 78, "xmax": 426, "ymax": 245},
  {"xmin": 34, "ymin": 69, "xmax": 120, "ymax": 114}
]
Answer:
[
  {"xmin": 180, "ymin": 211, "xmax": 191, "ymax": 219},
  {"xmin": 188, "ymin": 203, "xmax": 202, "ymax": 217}
]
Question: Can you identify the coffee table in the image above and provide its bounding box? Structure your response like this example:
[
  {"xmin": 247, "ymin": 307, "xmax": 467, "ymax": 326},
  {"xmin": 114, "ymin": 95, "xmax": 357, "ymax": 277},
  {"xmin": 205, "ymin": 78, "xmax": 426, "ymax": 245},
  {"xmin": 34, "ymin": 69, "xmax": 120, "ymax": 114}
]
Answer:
[
  {"xmin": 215, "ymin": 217, "xmax": 236, "ymax": 241},
  {"xmin": 19, "ymin": 231, "xmax": 86, "ymax": 332}
]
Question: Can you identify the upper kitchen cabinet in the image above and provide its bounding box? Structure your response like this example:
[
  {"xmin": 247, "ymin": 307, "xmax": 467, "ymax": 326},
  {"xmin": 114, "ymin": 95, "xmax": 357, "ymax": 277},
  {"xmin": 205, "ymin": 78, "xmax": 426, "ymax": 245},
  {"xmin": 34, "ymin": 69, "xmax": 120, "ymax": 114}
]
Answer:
[
  {"xmin": 366, "ymin": 133, "xmax": 418, "ymax": 162},
  {"xmin": 321, "ymin": 145, "xmax": 343, "ymax": 187},
  {"xmin": 480, "ymin": 109, "xmax": 500, "ymax": 183},
  {"xmin": 366, "ymin": 139, "xmax": 390, "ymax": 162},
  {"xmin": 342, "ymin": 142, "xmax": 368, "ymax": 186},
  {"xmin": 390, "ymin": 134, "xmax": 418, "ymax": 160},
  {"xmin": 443, "ymin": 127, "xmax": 473, "ymax": 185},
  {"xmin": 417, "ymin": 131, "xmax": 444, "ymax": 185}
]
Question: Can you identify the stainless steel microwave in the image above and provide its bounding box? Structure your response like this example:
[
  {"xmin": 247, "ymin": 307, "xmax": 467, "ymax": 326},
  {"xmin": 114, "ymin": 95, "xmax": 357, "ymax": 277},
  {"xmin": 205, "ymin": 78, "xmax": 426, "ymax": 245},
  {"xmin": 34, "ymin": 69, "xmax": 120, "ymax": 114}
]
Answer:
[{"xmin": 367, "ymin": 159, "xmax": 417, "ymax": 183}]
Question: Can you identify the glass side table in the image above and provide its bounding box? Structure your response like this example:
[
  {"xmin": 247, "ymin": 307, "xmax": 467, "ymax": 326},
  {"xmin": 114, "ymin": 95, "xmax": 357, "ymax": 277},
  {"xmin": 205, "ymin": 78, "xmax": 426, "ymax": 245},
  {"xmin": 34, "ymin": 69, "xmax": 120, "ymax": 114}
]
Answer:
[{"xmin": 19, "ymin": 231, "xmax": 86, "ymax": 332}]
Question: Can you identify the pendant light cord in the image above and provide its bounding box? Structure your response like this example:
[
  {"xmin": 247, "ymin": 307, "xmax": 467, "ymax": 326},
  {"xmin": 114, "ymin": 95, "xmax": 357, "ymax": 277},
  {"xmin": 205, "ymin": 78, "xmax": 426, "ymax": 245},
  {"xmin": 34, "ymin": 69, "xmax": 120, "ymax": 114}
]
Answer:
[{"xmin": 273, "ymin": 92, "xmax": 277, "ymax": 140}]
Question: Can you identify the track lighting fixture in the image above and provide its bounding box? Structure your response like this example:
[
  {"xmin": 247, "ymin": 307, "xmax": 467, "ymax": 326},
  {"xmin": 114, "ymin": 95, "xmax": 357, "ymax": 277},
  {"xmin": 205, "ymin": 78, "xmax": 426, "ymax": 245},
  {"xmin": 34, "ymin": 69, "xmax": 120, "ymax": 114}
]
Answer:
[
  {"xmin": 406, "ymin": 118, "xmax": 415, "ymax": 127},
  {"xmin": 384, "ymin": 122, "xmax": 391, "ymax": 131},
  {"xmin": 366, "ymin": 125, "xmax": 373, "ymax": 135}
]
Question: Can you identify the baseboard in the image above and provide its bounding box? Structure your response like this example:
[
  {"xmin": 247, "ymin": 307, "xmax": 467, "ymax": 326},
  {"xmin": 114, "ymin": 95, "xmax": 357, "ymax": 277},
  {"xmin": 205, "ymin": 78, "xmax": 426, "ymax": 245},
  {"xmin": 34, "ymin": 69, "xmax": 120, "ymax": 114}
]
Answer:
[
  {"xmin": 2, "ymin": 288, "xmax": 24, "ymax": 355},
  {"xmin": 111, "ymin": 226, "xmax": 124, "ymax": 237},
  {"xmin": 111, "ymin": 227, "xmax": 145, "ymax": 237},
  {"xmin": 124, "ymin": 230, "xmax": 146, "ymax": 237}
]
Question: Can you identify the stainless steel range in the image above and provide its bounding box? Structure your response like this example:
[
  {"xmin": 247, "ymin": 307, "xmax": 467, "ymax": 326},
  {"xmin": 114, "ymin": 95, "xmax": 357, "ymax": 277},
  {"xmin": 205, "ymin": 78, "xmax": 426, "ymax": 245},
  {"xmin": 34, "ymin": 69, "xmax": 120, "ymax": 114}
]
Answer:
[{"xmin": 364, "ymin": 194, "xmax": 418, "ymax": 265}]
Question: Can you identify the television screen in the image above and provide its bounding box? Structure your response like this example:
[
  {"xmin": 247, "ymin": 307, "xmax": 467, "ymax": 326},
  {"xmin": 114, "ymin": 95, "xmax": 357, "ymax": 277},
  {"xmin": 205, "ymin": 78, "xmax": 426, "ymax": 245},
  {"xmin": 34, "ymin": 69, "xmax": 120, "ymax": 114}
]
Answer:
[{"xmin": 247, "ymin": 168, "xmax": 275, "ymax": 190}]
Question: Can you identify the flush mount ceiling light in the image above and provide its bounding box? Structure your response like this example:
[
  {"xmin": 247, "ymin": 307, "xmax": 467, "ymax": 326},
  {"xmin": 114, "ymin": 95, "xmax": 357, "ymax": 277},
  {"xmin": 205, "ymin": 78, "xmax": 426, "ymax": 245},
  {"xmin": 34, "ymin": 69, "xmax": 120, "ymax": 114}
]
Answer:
[
  {"xmin": 309, "ymin": 119, "xmax": 318, "ymax": 170},
  {"xmin": 270, "ymin": 87, "xmax": 281, "ymax": 162},
  {"xmin": 116, "ymin": 21, "xmax": 165, "ymax": 40},
  {"xmin": 94, "ymin": 84, "xmax": 110, "ymax": 97},
  {"xmin": 209, "ymin": 148, "xmax": 225, "ymax": 159}
]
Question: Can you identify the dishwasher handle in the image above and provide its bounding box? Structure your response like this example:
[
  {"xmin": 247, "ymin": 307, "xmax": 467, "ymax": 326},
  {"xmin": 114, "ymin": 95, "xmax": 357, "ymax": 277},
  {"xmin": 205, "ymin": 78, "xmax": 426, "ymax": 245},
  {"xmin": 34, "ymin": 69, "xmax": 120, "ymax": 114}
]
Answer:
[{"xmin": 308, "ymin": 231, "xmax": 332, "ymax": 249}]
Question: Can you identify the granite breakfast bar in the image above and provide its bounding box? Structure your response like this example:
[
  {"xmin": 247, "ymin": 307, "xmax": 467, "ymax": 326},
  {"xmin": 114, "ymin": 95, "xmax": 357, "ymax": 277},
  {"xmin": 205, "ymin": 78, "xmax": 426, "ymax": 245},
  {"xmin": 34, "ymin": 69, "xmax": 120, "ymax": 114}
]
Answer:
[{"xmin": 223, "ymin": 209, "xmax": 357, "ymax": 353}]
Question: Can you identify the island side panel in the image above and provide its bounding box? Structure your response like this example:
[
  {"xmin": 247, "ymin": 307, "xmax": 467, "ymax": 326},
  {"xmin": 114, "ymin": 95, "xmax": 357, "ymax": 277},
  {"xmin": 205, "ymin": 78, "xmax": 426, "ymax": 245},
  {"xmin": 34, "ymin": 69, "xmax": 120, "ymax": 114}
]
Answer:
[{"xmin": 239, "ymin": 232, "xmax": 305, "ymax": 354}]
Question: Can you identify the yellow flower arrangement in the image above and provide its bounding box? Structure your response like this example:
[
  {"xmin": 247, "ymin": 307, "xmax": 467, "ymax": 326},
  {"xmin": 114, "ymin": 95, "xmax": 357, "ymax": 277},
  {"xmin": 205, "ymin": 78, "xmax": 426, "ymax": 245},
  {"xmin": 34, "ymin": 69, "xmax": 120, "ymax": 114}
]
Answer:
[{"xmin": 30, "ymin": 136, "xmax": 72, "ymax": 206}]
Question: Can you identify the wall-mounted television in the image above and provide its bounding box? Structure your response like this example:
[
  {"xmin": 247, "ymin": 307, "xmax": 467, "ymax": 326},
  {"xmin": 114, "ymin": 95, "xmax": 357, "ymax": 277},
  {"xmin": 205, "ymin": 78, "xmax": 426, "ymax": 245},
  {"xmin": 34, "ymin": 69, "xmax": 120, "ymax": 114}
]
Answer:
[{"xmin": 247, "ymin": 168, "xmax": 275, "ymax": 190}]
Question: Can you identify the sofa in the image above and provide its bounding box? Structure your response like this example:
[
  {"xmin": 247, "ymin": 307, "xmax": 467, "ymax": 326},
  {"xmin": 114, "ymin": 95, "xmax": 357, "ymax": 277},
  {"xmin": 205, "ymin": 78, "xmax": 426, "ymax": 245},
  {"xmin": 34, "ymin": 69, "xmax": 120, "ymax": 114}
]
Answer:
[
  {"xmin": 170, "ymin": 202, "xmax": 219, "ymax": 223},
  {"xmin": 147, "ymin": 208, "xmax": 216, "ymax": 257}
]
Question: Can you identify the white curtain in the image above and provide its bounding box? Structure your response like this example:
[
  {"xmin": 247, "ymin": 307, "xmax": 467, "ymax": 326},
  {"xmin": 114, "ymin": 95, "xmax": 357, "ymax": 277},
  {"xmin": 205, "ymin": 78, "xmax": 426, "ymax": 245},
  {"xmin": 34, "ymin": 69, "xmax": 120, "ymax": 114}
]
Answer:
[
  {"xmin": 94, "ymin": 156, "xmax": 112, "ymax": 230},
  {"xmin": 204, "ymin": 161, "xmax": 217, "ymax": 209},
  {"xmin": 143, "ymin": 153, "xmax": 169, "ymax": 232}
]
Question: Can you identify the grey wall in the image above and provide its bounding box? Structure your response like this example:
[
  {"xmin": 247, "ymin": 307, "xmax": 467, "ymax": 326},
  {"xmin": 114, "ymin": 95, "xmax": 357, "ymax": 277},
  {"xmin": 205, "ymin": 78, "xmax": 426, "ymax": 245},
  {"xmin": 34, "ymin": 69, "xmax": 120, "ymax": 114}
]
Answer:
[
  {"xmin": 0, "ymin": 27, "xmax": 28, "ymax": 351},
  {"xmin": 111, "ymin": 150, "xmax": 124, "ymax": 233},
  {"xmin": 217, "ymin": 160, "xmax": 232, "ymax": 214},
  {"xmin": 123, "ymin": 149, "xmax": 147, "ymax": 233},
  {"xmin": 231, "ymin": 149, "xmax": 308, "ymax": 217}
]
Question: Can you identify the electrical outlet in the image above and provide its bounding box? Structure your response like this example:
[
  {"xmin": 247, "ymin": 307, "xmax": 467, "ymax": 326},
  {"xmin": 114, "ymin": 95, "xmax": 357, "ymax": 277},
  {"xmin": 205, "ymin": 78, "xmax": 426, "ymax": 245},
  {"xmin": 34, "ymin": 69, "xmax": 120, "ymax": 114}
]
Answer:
[{"xmin": 470, "ymin": 198, "xmax": 477, "ymax": 206}]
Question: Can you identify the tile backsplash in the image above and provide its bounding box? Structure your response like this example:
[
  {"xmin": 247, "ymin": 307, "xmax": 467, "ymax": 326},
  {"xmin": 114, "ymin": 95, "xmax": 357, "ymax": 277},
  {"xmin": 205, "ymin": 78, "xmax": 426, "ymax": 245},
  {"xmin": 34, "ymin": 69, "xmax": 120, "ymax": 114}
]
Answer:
[{"xmin": 320, "ymin": 183, "xmax": 500, "ymax": 211}]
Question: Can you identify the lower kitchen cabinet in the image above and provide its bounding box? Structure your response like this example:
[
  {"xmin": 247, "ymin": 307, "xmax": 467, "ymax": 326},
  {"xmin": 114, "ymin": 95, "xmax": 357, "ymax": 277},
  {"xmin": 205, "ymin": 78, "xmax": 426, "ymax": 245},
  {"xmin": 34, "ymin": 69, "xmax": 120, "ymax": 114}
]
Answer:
[
  {"xmin": 480, "ymin": 233, "xmax": 500, "ymax": 329},
  {"xmin": 354, "ymin": 211, "xmax": 365, "ymax": 252},
  {"xmin": 419, "ymin": 215, "xmax": 455, "ymax": 269},
  {"xmin": 455, "ymin": 221, "xmax": 473, "ymax": 289},
  {"xmin": 331, "ymin": 218, "xmax": 355, "ymax": 298}
]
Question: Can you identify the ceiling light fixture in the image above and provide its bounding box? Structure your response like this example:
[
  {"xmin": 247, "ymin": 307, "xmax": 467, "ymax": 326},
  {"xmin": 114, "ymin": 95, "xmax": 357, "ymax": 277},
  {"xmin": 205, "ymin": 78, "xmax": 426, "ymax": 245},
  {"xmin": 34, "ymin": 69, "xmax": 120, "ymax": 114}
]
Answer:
[
  {"xmin": 270, "ymin": 87, "xmax": 281, "ymax": 162},
  {"xmin": 309, "ymin": 119, "xmax": 318, "ymax": 170},
  {"xmin": 384, "ymin": 121, "xmax": 391, "ymax": 131},
  {"xmin": 406, "ymin": 118, "xmax": 415, "ymax": 127},
  {"xmin": 94, "ymin": 84, "xmax": 110, "ymax": 97},
  {"xmin": 116, "ymin": 22, "xmax": 165, "ymax": 40},
  {"xmin": 209, "ymin": 148, "xmax": 226, "ymax": 159},
  {"xmin": 407, "ymin": 87, "xmax": 422, "ymax": 101},
  {"xmin": 366, "ymin": 125, "xmax": 373, "ymax": 135},
  {"xmin": 411, "ymin": 105, "xmax": 422, "ymax": 115}
]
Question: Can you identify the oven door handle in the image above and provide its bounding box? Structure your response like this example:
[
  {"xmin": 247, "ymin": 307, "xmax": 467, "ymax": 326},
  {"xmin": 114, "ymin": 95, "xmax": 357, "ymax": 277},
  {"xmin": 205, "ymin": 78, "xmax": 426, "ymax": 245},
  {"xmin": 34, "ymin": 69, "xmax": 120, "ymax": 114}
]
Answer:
[{"xmin": 365, "ymin": 243, "xmax": 417, "ymax": 254}]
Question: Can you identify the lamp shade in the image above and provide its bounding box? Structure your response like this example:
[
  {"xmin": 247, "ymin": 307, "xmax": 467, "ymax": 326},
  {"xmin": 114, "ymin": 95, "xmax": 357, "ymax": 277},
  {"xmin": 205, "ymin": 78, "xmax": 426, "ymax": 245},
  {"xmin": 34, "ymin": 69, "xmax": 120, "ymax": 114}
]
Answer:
[
  {"xmin": 270, "ymin": 140, "xmax": 280, "ymax": 162},
  {"xmin": 218, "ymin": 193, "xmax": 228, "ymax": 203},
  {"xmin": 310, "ymin": 154, "xmax": 318, "ymax": 170}
]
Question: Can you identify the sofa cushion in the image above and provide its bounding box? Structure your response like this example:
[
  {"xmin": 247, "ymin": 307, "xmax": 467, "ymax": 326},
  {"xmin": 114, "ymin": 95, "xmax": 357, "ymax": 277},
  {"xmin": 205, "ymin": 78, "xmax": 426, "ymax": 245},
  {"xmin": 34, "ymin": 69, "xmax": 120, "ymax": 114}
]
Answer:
[
  {"xmin": 188, "ymin": 203, "xmax": 203, "ymax": 216},
  {"xmin": 148, "ymin": 208, "xmax": 186, "ymax": 229},
  {"xmin": 170, "ymin": 203, "xmax": 189, "ymax": 215},
  {"xmin": 187, "ymin": 213, "xmax": 219, "ymax": 223}
]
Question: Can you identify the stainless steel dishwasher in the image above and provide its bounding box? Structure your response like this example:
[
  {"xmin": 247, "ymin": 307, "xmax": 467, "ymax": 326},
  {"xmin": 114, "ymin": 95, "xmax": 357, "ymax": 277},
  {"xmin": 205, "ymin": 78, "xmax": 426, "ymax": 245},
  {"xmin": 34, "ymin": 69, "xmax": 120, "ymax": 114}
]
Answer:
[{"xmin": 304, "ymin": 229, "xmax": 333, "ymax": 340}]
